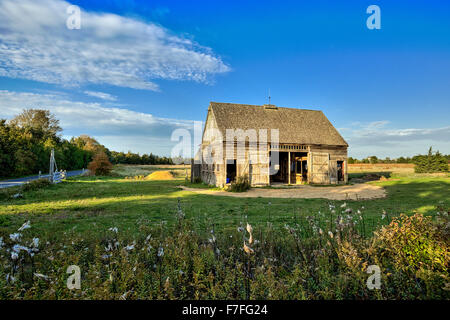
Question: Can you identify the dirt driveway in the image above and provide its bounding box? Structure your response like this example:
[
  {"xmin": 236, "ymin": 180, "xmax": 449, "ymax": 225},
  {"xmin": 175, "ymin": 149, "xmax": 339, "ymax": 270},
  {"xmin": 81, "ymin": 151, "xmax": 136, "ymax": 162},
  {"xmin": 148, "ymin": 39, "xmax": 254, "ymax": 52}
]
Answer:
[{"xmin": 178, "ymin": 183, "xmax": 386, "ymax": 200}]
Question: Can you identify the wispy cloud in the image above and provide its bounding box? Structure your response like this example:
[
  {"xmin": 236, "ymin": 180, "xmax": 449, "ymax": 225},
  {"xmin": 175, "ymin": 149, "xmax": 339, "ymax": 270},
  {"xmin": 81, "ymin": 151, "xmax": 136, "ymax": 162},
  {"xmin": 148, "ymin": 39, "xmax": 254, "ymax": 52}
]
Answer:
[
  {"xmin": 84, "ymin": 91, "xmax": 117, "ymax": 101},
  {"xmin": 0, "ymin": 0, "xmax": 230, "ymax": 91},
  {"xmin": 0, "ymin": 90, "xmax": 196, "ymax": 155},
  {"xmin": 342, "ymin": 121, "xmax": 450, "ymax": 158}
]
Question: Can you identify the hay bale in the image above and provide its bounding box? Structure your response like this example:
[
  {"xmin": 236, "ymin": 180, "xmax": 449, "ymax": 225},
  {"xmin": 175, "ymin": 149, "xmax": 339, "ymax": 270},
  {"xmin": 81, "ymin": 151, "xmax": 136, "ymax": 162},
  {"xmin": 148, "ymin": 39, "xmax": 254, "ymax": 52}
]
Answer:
[{"xmin": 146, "ymin": 170, "xmax": 175, "ymax": 181}]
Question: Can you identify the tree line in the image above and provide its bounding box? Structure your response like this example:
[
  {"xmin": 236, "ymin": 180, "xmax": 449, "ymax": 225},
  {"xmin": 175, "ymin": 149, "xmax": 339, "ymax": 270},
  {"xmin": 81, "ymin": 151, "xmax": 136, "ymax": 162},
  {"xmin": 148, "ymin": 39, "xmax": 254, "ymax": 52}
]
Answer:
[
  {"xmin": 109, "ymin": 151, "xmax": 173, "ymax": 166},
  {"xmin": 348, "ymin": 148, "xmax": 449, "ymax": 173},
  {"xmin": 0, "ymin": 109, "xmax": 173, "ymax": 178},
  {"xmin": 348, "ymin": 153, "xmax": 450, "ymax": 165}
]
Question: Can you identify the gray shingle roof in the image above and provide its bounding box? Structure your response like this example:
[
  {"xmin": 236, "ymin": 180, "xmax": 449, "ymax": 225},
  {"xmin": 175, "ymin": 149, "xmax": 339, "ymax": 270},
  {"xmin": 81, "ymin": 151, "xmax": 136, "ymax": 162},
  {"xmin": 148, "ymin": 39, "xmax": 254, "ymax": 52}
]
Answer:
[{"xmin": 210, "ymin": 102, "xmax": 348, "ymax": 147}]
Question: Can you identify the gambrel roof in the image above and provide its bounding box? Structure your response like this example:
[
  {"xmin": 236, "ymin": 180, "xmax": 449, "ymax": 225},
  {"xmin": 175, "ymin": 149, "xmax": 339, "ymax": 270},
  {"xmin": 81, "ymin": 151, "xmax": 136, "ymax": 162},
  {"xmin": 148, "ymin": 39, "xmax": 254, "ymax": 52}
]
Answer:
[{"xmin": 209, "ymin": 102, "xmax": 348, "ymax": 147}]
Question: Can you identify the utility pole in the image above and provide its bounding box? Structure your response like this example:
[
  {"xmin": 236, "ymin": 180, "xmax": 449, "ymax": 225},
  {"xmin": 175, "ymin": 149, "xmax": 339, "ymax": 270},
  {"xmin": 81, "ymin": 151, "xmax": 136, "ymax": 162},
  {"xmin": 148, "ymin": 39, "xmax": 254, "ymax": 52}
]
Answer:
[{"xmin": 49, "ymin": 149, "xmax": 55, "ymax": 183}]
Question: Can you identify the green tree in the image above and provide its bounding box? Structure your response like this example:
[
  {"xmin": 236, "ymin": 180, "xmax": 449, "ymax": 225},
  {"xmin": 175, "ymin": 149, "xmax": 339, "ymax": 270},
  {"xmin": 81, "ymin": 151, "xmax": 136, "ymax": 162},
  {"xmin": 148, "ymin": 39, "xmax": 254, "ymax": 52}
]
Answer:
[
  {"xmin": 413, "ymin": 147, "xmax": 449, "ymax": 173},
  {"xmin": 10, "ymin": 109, "xmax": 62, "ymax": 141}
]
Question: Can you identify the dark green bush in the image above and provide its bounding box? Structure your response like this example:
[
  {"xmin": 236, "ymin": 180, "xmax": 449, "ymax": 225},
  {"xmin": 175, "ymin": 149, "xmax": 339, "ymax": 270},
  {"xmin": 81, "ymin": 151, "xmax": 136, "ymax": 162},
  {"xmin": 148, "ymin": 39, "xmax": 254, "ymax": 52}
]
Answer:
[
  {"xmin": 22, "ymin": 178, "xmax": 51, "ymax": 192},
  {"xmin": 229, "ymin": 174, "xmax": 250, "ymax": 192}
]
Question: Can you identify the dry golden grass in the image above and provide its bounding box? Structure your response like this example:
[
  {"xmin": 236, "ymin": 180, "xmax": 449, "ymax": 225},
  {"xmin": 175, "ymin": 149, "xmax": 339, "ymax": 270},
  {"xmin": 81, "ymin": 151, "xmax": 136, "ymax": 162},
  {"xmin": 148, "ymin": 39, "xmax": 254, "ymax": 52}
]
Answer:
[
  {"xmin": 348, "ymin": 163, "xmax": 415, "ymax": 174},
  {"xmin": 146, "ymin": 170, "xmax": 175, "ymax": 180},
  {"xmin": 112, "ymin": 164, "xmax": 190, "ymax": 177}
]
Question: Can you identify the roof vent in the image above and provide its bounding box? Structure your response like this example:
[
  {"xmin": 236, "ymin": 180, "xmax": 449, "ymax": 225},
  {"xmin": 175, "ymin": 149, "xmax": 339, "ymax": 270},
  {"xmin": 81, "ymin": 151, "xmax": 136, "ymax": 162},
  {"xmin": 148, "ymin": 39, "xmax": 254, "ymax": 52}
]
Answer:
[{"xmin": 263, "ymin": 104, "xmax": 278, "ymax": 110}]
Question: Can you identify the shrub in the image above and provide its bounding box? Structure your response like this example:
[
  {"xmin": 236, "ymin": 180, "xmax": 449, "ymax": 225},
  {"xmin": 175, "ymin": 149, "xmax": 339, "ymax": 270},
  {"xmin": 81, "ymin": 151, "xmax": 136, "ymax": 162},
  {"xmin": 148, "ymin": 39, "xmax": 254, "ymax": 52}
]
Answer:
[
  {"xmin": 22, "ymin": 178, "xmax": 51, "ymax": 192},
  {"xmin": 87, "ymin": 152, "xmax": 113, "ymax": 176},
  {"xmin": 190, "ymin": 176, "xmax": 202, "ymax": 184},
  {"xmin": 413, "ymin": 147, "xmax": 449, "ymax": 173},
  {"xmin": 228, "ymin": 174, "xmax": 250, "ymax": 192},
  {"xmin": 368, "ymin": 213, "xmax": 449, "ymax": 298}
]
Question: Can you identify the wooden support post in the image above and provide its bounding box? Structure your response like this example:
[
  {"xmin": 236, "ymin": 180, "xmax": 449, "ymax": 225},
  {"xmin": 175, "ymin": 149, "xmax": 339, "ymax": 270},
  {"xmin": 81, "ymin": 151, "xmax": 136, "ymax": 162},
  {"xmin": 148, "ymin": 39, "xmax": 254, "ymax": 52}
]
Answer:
[{"xmin": 288, "ymin": 151, "xmax": 291, "ymax": 185}]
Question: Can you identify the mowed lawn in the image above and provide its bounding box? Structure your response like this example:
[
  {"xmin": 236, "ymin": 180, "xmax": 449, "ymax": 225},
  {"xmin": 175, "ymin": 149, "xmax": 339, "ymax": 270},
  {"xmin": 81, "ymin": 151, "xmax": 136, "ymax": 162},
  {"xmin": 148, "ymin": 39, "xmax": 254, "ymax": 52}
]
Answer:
[{"xmin": 0, "ymin": 170, "xmax": 449, "ymax": 240}]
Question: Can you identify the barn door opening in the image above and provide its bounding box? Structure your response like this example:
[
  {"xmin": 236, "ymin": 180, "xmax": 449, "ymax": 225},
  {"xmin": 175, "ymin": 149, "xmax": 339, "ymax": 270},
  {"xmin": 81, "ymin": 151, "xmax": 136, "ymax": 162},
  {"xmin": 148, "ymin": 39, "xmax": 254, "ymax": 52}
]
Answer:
[
  {"xmin": 226, "ymin": 160, "xmax": 236, "ymax": 184},
  {"xmin": 295, "ymin": 154, "xmax": 308, "ymax": 183},
  {"xmin": 269, "ymin": 152, "xmax": 288, "ymax": 184}
]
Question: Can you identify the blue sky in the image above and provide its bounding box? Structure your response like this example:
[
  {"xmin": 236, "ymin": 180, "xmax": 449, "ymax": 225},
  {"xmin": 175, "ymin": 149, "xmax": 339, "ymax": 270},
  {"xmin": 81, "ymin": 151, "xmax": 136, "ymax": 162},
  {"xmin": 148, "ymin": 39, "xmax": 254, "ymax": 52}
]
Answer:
[{"xmin": 0, "ymin": 0, "xmax": 449, "ymax": 158}]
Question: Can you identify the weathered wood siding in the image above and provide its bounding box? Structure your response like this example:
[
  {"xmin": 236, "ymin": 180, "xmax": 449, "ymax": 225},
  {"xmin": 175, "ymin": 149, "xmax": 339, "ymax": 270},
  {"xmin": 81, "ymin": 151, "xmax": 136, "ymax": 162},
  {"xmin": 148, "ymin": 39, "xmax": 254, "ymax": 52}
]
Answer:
[{"xmin": 309, "ymin": 145, "xmax": 348, "ymax": 184}]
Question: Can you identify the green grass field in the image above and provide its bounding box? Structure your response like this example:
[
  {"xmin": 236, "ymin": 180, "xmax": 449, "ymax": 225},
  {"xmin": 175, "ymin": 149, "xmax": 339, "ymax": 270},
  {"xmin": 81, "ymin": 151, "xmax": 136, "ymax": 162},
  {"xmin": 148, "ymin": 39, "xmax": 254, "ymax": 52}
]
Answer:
[
  {"xmin": 1, "ymin": 165, "xmax": 448, "ymax": 300},
  {"xmin": 0, "ymin": 167, "xmax": 448, "ymax": 240}
]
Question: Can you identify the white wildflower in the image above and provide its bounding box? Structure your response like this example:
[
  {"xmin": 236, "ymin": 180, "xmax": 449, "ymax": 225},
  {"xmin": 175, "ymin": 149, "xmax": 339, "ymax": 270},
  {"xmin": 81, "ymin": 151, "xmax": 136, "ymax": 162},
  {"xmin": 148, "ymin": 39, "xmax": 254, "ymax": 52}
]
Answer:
[
  {"xmin": 105, "ymin": 243, "xmax": 113, "ymax": 252},
  {"xmin": 120, "ymin": 291, "xmax": 132, "ymax": 300},
  {"xmin": 109, "ymin": 227, "xmax": 118, "ymax": 233},
  {"xmin": 18, "ymin": 220, "xmax": 31, "ymax": 231},
  {"xmin": 6, "ymin": 274, "xmax": 16, "ymax": 284},
  {"xmin": 246, "ymin": 223, "xmax": 253, "ymax": 234},
  {"xmin": 31, "ymin": 238, "xmax": 39, "ymax": 248},
  {"xmin": 12, "ymin": 244, "xmax": 29, "ymax": 253},
  {"xmin": 9, "ymin": 233, "xmax": 21, "ymax": 242},
  {"xmin": 243, "ymin": 241, "xmax": 254, "ymax": 254},
  {"xmin": 340, "ymin": 203, "xmax": 347, "ymax": 208},
  {"xmin": 208, "ymin": 235, "xmax": 216, "ymax": 244},
  {"xmin": 328, "ymin": 231, "xmax": 334, "ymax": 239},
  {"xmin": 125, "ymin": 243, "xmax": 135, "ymax": 251},
  {"xmin": 157, "ymin": 247, "xmax": 164, "ymax": 257},
  {"xmin": 249, "ymin": 233, "xmax": 254, "ymax": 245},
  {"xmin": 34, "ymin": 273, "xmax": 49, "ymax": 280}
]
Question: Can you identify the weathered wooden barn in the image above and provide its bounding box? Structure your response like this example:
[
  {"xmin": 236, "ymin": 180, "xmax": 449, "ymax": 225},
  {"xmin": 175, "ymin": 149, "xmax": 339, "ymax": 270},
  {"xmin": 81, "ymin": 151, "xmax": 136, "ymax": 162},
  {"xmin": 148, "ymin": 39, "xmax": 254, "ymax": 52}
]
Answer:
[{"xmin": 192, "ymin": 102, "xmax": 348, "ymax": 187}]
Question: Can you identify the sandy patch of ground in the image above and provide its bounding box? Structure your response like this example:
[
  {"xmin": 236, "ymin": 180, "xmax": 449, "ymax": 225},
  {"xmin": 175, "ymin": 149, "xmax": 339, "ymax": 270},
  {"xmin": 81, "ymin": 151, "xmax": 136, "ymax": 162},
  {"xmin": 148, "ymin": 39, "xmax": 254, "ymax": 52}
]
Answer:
[{"xmin": 178, "ymin": 183, "xmax": 386, "ymax": 200}]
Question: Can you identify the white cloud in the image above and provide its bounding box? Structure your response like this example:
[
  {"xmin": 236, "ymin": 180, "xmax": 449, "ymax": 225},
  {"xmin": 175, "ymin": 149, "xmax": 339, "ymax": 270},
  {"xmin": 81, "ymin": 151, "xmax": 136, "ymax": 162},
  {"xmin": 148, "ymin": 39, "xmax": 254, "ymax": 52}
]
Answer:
[
  {"xmin": 342, "ymin": 121, "xmax": 450, "ymax": 158},
  {"xmin": 0, "ymin": 0, "xmax": 230, "ymax": 90},
  {"xmin": 0, "ymin": 90, "xmax": 197, "ymax": 155},
  {"xmin": 84, "ymin": 91, "xmax": 117, "ymax": 101}
]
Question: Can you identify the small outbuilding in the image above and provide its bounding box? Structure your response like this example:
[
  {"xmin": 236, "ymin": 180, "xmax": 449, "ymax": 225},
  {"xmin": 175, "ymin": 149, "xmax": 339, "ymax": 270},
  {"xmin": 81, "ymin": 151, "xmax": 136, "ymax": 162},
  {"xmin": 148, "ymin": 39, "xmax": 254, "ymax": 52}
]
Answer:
[{"xmin": 192, "ymin": 102, "xmax": 348, "ymax": 187}]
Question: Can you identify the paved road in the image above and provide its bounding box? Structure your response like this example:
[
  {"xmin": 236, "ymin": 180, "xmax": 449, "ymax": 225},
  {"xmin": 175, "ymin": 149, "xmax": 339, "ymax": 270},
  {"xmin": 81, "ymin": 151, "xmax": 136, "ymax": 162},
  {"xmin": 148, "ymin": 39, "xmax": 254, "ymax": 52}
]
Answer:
[{"xmin": 0, "ymin": 170, "xmax": 85, "ymax": 189}]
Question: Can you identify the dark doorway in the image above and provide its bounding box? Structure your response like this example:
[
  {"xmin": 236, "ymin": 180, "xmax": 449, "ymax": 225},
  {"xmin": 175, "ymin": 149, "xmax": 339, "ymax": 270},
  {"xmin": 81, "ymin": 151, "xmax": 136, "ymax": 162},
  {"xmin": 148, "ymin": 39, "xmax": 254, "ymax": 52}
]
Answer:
[
  {"xmin": 226, "ymin": 160, "xmax": 236, "ymax": 183},
  {"xmin": 337, "ymin": 161, "xmax": 344, "ymax": 182},
  {"xmin": 270, "ymin": 152, "xmax": 288, "ymax": 183}
]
